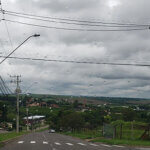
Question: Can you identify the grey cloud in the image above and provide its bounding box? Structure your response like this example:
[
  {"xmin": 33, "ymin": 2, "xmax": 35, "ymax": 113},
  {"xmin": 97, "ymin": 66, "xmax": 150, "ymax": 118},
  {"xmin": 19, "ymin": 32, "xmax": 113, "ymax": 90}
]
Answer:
[{"xmin": 1, "ymin": 0, "xmax": 150, "ymax": 98}]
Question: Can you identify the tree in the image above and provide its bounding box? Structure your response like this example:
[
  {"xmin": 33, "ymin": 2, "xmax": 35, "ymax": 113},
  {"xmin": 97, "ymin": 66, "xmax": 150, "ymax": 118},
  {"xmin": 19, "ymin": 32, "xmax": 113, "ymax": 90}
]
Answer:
[
  {"xmin": 60, "ymin": 112, "xmax": 84, "ymax": 131},
  {"xmin": 73, "ymin": 100, "xmax": 79, "ymax": 108},
  {"xmin": 0, "ymin": 103, "xmax": 7, "ymax": 122},
  {"xmin": 122, "ymin": 108, "xmax": 136, "ymax": 121},
  {"xmin": 83, "ymin": 109, "xmax": 105, "ymax": 129}
]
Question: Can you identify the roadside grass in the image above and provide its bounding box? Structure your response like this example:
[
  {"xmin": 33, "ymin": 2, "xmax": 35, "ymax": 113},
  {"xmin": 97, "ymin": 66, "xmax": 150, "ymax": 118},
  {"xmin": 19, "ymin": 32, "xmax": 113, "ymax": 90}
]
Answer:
[
  {"xmin": 121, "ymin": 129, "xmax": 144, "ymax": 140},
  {"xmin": 0, "ymin": 143, "xmax": 4, "ymax": 148},
  {"xmin": 114, "ymin": 124, "xmax": 144, "ymax": 140},
  {"xmin": 0, "ymin": 125, "xmax": 49, "ymax": 146},
  {"xmin": 0, "ymin": 131, "xmax": 29, "ymax": 142},
  {"xmin": 61, "ymin": 128, "xmax": 150, "ymax": 147},
  {"xmin": 92, "ymin": 138, "xmax": 150, "ymax": 147},
  {"xmin": 62, "ymin": 130, "xmax": 102, "ymax": 139},
  {"xmin": 36, "ymin": 127, "xmax": 49, "ymax": 132}
]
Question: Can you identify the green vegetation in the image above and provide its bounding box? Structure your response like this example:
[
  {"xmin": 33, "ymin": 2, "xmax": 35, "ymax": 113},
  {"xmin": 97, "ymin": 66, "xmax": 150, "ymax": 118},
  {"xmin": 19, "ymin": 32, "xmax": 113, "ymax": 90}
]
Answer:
[
  {"xmin": 0, "ymin": 127, "xmax": 48, "ymax": 147},
  {"xmin": 93, "ymin": 138, "xmax": 150, "ymax": 146},
  {"xmin": 0, "ymin": 131, "xmax": 28, "ymax": 142},
  {"xmin": 36, "ymin": 127, "xmax": 49, "ymax": 132},
  {"xmin": 62, "ymin": 130, "xmax": 102, "ymax": 139},
  {"xmin": 1, "ymin": 94, "xmax": 150, "ymax": 146}
]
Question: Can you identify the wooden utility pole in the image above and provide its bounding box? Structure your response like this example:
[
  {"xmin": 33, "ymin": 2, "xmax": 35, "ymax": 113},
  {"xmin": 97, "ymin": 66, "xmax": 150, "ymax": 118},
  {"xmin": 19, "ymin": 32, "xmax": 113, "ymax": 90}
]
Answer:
[
  {"xmin": 26, "ymin": 107, "xmax": 29, "ymax": 131},
  {"xmin": 11, "ymin": 75, "xmax": 21, "ymax": 133}
]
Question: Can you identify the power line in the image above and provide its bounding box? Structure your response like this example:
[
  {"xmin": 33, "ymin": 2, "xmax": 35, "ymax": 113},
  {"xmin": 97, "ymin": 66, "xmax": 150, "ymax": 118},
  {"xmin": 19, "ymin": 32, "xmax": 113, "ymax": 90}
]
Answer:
[
  {"xmin": 3, "ymin": 18, "xmax": 14, "ymax": 49},
  {"xmin": 2, "ymin": 9, "xmax": 150, "ymax": 27},
  {"xmin": 0, "ymin": 39, "xmax": 6, "ymax": 51},
  {"xmin": 2, "ymin": 11, "xmax": 149, "ymax": 28},
  {"xmin": 0, "ymin": 76, "xmax": 12, "ymax": 94},
  {"xmin": 2, "ymin": 19, "xmax": 148, "ymax": 32},
  {"xmin": 0, "ymin": 55, "xmax": 150, "ymax": 67},
  {"xmin": 0, "ymin": 76, "xmax": 12, "ymax": 95},
  {"xmin": 0, "ymin": 3, "xmax": 14, "ymax": 50}
]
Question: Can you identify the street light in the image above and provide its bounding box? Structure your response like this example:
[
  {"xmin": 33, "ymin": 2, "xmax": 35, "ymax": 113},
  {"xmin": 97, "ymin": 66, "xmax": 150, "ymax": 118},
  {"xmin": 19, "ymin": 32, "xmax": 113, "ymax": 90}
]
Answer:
[
  {"xmin": 33, "ymin": 34, "xmax": 40, "ymax": 37},
  {"xmin": 0, "ymin": 34, "xmax": 40, "ymax": 133},
  {"xmin": 0, "ymin": 33, "xmax": 40, "ymax": 65}
]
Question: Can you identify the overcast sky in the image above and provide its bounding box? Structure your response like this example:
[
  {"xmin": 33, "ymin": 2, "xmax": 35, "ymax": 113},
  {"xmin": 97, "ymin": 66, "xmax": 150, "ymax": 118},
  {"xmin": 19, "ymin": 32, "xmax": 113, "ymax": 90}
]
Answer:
[{"xmin": 1, "ymin": 0, "xmax": 150, "ymax": 98}]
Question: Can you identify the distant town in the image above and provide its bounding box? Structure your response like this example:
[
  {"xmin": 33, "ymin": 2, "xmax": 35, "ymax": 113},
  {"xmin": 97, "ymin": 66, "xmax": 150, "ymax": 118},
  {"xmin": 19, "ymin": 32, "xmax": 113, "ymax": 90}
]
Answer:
[{"xmin": 1, "ymin": 94, "xmax": 150, "ymax": 142}]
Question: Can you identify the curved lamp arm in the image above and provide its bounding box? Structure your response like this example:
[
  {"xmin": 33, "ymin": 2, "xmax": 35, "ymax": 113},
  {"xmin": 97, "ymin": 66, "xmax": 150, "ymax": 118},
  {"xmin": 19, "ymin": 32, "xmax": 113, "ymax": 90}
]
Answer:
[{"xmin": 0, "ymin": 33, "xmax": 40, "ymax": 65}]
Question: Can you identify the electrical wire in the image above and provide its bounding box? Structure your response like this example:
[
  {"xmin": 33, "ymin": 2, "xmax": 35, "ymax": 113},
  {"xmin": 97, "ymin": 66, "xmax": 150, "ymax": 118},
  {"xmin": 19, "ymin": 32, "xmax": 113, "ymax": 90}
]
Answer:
[
  {"xmin": 2, "ymin": 12, "xmax": 149, "ymax": 28},
  {"xmin": 0, "ymin": 55, "xmax": 150, "ymax": 67},
  {"xmin": 2, "ymin": 9, "xmax": 150, "ymax": 27},
  {"xmin": 0, "ymin": 39, "xmax": 6, "ymax": 52},
  {"xmin": 0, "ymin": 76, "xmax": 12, "ymax": 94},
  {"xmin": 0, "ymin": 7, "xmax": 14, "ymax": 50},
  {"xmin": 2, "ymin": 19, "xmax": 148, "ymax": 32}
]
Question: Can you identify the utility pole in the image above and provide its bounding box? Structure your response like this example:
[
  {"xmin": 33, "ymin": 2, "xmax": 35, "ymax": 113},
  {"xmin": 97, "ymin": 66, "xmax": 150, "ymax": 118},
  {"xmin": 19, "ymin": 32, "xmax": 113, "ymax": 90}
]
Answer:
[
  {"xmin": 11, "ymin": 75, "xmax": 21, "ymax": 133},
  {"xmin": 26, "ymin": 99, "xmax": 29, "ymax": 131},
  {"xmin": 26, "ymin": 107, "xmax": 29, "ymax": 131}
]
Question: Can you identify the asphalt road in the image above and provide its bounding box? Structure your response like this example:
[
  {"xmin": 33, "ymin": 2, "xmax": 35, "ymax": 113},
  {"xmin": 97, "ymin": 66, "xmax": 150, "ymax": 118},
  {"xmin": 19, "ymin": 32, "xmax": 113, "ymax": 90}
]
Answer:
[{"xmin": 0, "ymin": 131, "xmax": 144, "ymax": 150}]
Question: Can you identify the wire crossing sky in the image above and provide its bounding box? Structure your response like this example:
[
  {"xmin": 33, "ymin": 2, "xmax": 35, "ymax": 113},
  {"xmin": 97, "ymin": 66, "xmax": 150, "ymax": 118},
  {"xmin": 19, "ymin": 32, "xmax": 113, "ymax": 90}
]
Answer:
[
  {"xmin": 2, "ymin": 9, "xmax": 150, "ymax": 27},
  {"xmin": 0, "ymin": 9, "xmax": 149, "ymax": 32},
  {"xmin": 1, "ymin": 55, "xmax": 150, "ymax": 67}
]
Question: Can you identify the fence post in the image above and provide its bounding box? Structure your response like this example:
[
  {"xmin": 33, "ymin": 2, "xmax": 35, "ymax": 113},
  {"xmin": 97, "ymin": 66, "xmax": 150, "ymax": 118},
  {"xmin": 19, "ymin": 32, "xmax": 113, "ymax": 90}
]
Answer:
[
  {"xmin": 102, "ymin": 123, "xmax": 104, "ymax": 136},
  {"xmin": 113, "ymin": 125, "xmax": 116, "ymax": 139},
  {"xmin": 120, "ymin": 124, "xmax": 123, "ymax": 139}
]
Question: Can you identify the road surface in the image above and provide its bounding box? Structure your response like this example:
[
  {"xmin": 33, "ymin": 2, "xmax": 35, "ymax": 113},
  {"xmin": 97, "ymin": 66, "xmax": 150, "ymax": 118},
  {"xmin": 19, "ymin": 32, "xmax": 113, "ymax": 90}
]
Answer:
[{"xmin": 0, "ymin": 130, "xmax": 143, "ymax": 150}]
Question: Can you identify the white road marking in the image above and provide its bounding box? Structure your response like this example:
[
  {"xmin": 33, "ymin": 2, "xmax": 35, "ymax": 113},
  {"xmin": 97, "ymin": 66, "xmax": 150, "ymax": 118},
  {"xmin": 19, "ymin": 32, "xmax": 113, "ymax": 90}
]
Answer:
[
  {"xmin": 55, "ymin": 142, "xmax": 61, "ymax": 145},
  {"xmin": 77, "ymin": 143, "xmax": 86, "ymax": 146},
  {"xmin": 18, "ymin": 141, "xmax": 24, "ymax": 144},
  {"xmin": 43, "ymin": 141, "xmax": 48, "ymax": 144},
  {"xmin": 101, "ymin": 144, "xmax": 112, "ymax": 147},
  {"xmin": 113, "ymin": 145, "xmax": 125, "ymax": 148},
  {"xmin": 30, "ymin": 141, "xmax": 36, "ymax": 144},
  {"xmin": 90, "ymin": 143, "xmax": 98, "ymax": 146},
  {"xmin": 66, "ymin": 143, "xmax": 73, "ymax": 146}
]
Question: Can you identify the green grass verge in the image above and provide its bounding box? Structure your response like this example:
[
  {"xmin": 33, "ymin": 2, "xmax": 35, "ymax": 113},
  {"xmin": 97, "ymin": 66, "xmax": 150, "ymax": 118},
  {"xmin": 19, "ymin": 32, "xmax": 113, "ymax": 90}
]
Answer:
[
  {"xmin": 0, "ymin": 131, "xmax": 29, "ymax": 142},
  {"xmin": 62, "ymin": 130, "xmax": 102, "ymax": 139},
  {"xmin": 92, "ymin": 138, "xmax": 150, "ymax": 147},
  {"xmin": 61, "ymin": 130, "xmax": 150, "ymax": 147},
  {"xmin": 114, "ymin": 127, "xmax": 144, "ymax": 140},
  {"xmin": 36, "ymin": 127, "xmax": 49, "ymax": 132}
]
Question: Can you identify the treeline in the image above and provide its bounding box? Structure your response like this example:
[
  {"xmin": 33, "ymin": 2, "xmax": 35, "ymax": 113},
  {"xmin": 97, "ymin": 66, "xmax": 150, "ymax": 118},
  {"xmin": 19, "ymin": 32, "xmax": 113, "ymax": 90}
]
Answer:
[{"xmin": 48, "ymin": 109, "xmax": 106, "ymax": 131}]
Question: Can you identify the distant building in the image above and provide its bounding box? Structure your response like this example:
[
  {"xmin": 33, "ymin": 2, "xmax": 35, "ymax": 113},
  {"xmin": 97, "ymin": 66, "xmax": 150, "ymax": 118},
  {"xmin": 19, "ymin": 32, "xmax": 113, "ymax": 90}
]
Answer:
[
  {"xmin": 28, "ymin": 102, "xmax": 40, "ymax": 107},
  {"xmin": 40, "ymin": 102, "xmax": 47, "ymax": 107},
  {"xmin": 7, "ymin": 123, "xmax": 13, "ymax": 129},
  {"xmin": 23, "ymin": 115, "xmax": 45, "ymax": 126},
  {"xmin": 50, "ymin": 104, "xmax": 59, "ymax": 108}
]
